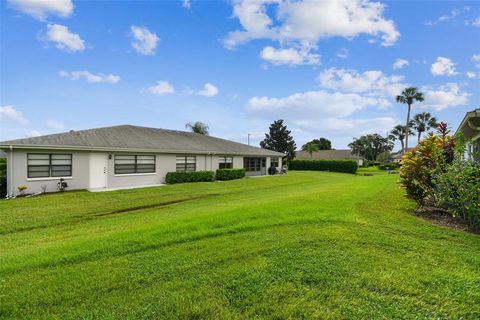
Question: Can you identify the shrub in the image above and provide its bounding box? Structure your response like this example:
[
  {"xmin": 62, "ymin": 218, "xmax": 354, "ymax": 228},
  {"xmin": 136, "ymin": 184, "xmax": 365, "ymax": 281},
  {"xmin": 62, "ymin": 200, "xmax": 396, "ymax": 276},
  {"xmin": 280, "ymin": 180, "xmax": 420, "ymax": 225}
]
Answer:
[
  {"xmin": 378, "ymin": 162, "xmax": 399, "ymax": 170},
  {"xmin": 17, "ymin": 184, "xmax": 27, "ymax": 195},
  {"xmin": 288, "ymin": 160, "xmax": 358, "ymax": 174},
  {"xmin": 57, "ymin": 178, "xmax": 68, "ymax": 192},
  {"xmin": 400, "ymin": 133, "xmax": 455, "ymax": 204},
  {"xmin": 434, "ymin": 144, "xmax": 480, "ymax": 228},
  {"xmin": 215, "ymin": 169, "xmax": 245, "ymax": 181},
  {"xmin": 166, "ymin": 171, "xmax": 215, "ymax": 184}
]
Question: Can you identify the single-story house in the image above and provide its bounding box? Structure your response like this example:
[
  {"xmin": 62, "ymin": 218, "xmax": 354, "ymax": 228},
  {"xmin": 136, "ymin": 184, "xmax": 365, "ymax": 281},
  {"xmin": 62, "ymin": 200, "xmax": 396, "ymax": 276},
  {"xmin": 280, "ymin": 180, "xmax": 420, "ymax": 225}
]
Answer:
[
  {"xmin": 295, "ymin": 149, "xmax": 364, "ymax": 166},
  {"xmin": 456, "ymin": 108, "xmax": 480, "ymax": 162},
  {"xmin": 0, "ymin": 125, "xmax": 284, "ymax": 196}
]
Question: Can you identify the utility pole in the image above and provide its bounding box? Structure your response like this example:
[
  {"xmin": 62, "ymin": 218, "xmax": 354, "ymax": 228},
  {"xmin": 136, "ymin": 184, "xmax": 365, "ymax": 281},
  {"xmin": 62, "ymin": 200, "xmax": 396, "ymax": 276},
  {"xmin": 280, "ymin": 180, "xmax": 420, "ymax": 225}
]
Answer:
[{"xmin": 247, "ymin": 133, "xmax": 251, "ymax": 146}]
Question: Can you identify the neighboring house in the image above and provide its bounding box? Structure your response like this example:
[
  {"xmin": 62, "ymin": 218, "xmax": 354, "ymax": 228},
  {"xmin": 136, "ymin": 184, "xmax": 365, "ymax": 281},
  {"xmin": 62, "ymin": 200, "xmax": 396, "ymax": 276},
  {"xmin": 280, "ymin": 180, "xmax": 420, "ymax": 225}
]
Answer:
[
  {"xmin": 456, "ymin": 108, "xmax": 480, "ymax": 162},
  {"xmin": 295, "ymin": 149, "xmax": 364, "ymax": 166},
  {"xmin": 392, "ymin": 148, "xmax": 414, "ymax": 163},
  {"xmin": 0, "ymin": 125, "xmax": 284, "ymax": 196}
]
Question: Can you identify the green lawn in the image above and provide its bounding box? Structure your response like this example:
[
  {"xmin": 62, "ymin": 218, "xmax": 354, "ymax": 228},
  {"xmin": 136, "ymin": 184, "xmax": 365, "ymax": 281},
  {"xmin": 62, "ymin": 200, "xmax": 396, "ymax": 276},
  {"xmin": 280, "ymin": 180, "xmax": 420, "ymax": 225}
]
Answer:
[{"xmin": 1, "ymin": 171, "xmax": 479, "ymax": 319}]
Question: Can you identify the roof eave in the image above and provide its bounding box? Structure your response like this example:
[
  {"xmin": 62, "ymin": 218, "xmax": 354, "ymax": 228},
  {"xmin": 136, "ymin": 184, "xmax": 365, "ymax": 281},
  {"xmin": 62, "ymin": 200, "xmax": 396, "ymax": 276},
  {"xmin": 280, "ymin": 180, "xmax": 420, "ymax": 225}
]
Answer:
[{"xmin": 455, "ymin": 109, "xmax": 480, "ymax": 135}]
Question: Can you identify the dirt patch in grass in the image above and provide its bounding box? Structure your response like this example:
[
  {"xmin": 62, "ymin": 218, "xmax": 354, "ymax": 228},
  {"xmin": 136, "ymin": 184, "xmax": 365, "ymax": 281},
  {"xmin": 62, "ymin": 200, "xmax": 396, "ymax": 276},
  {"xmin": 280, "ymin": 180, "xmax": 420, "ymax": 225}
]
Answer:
[{"xmin": 415, "ymin": 206, "xmax": 479, "ymax": 234}]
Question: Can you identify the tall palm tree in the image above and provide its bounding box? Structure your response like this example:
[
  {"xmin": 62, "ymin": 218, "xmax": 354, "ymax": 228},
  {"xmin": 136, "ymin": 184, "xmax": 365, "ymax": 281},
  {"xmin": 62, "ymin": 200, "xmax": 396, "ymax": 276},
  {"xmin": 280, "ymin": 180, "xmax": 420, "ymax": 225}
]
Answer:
[
  {"xmin": 396, "ymin": 87, "xmax": 424, "ymax": 152},
  {"xmin": 304, "ymin": 143, "xmax": 319, "ymax": 159},
  {"xmin": 389, "ymin": 124, "xmax": 413, "ymax": 153},
  {"xmin": 412, "ymin": 112, "xmax": 438, "ymax": 143},
  {"xmin": 185, "ymin": 121, "xmax": 209, "ymax": 135}
]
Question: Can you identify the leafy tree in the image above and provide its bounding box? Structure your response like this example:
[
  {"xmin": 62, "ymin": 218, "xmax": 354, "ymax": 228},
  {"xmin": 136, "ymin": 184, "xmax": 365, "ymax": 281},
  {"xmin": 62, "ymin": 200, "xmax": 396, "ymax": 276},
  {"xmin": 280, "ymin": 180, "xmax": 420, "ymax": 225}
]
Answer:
[
  {"xmin": 389, "ymin": 123, "xmax": 414, "ymax": 152},
  {"xmin": 304, "ymin": 143, "xmax": 319, "ymax": 159},
  {"xmin": 377, "ymin": 151, "xmax": 393, "ymax": 162},
  {"xmin": 348, "ymin": 134, "xmax": 394, "ymax": 161},
  {"xmin": 413, "ymin": 112, "xmax": 438, "ymax": 144},
  {"xmin": 396, "ymin": 87, "xmax": 424, "ymax": 152},
  {"xmin": 260, "ymin": 119, "xmax": 296, "ymax": 161},
  {"xmin": 301, "ymin": 138, "xmax": 332, "ymax": 151},
  {"xmin": 185, "ymin": 121, "xmax": 209, "ymax": 135}
]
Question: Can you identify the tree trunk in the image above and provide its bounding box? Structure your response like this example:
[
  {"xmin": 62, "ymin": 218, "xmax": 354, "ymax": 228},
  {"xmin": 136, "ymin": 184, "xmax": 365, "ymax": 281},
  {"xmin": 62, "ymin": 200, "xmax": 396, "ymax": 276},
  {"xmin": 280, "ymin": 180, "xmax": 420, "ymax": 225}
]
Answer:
[
  {"xmin": 400, "ymin": 139, "xmax": 405, "ymax": 153},
  {"xmin": 417, "ymin": 131, "xmax": 422, "ymax": 144},
  {"xmin": 405, "ymin": 103, "xmax": 411, "ymax": 153}
]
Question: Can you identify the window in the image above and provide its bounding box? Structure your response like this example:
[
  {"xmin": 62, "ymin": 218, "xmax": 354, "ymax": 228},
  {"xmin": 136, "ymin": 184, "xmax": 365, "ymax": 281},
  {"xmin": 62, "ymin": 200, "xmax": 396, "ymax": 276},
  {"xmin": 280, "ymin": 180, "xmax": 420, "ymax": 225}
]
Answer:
[
  {"xmin": 114, "ymin": 155, "xmax": 155, "ymax": 174},
  {"xmin": 219, "ymin": 156, "xmax": 233, "ymax": 169},
  {"xmin": 176, "ymin": 156, "xmax": 196, "ymax": 172},
  {"xmin": 243, "ymin": 157, "xmax": 262, "ymax": 172},
  {"xmin": 27, "ymin": 153, "xmax": 72, "ymax": 178},
  {"xmin": 271, "ymin": 157, "xmax": 279, "ymax": 167}
]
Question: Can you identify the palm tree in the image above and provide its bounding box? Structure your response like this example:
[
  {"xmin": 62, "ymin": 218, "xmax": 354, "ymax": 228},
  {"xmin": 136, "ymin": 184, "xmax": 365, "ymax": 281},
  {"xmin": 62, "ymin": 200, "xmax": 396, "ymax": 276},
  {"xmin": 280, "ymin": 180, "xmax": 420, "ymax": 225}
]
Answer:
[
  {"xmin": 389, "ymin": 124, "xmax": 413, "ymax": 153},
  {"xmin": 185, "ymin": 121, "xmax": 209, "ymax": 135},
  {"xmin": 412, "ymin": 112, "xmax": 438, "ymax": 144},
  {"xmin": 396, "ymin": 87, "xmax": 424, "ymax": 152},
  {"xmin": 304, "ymin": 143, "xmax": 319, "ymax": 159}
]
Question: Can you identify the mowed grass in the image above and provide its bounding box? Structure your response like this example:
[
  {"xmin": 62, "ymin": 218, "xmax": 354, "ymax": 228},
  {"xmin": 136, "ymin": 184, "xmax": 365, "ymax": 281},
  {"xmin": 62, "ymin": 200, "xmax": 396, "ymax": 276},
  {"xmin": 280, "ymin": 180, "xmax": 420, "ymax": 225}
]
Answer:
[{"xmin": 0, "ymin": 172, "xmax": 479, "ymax": 319}]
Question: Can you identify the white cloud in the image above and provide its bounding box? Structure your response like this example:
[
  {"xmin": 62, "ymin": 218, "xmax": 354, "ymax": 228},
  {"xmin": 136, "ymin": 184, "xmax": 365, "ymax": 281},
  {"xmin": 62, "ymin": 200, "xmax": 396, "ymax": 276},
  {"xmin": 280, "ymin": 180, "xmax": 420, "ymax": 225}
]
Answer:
[
  {"xmin": 145, "ymin": 81, "xmax": 175, "ymax": 95},
  {"xmin": 182, "ymin": 0, "xmax": 191, "ymax": 9},
  {"xmin": 59, "ymin": 70, "xmax": 120, "ymax": 83},
  {"xmin": 260, "ymin": 46, "xmax": 320, "ymax": 65},
  {"xmin": 26, "ymin": 130, "xmax": 41, "ymax": 137},
  {"xmin": 430, "ymin": 57, "xmax": 458, "ymax": 76},
  {"xmin": 471, "ymin": 17, "xmax": 480, "ymax": 27},
  {"xmin": 293, "ymin": 117, "xmax": 397, "ymax": 136},
  {"xmin": 425, "ymin": 8, "xmax": 460, "ymax": 26},
  {"xmin": 45, "ymin": 120, "xmax": 65, "ymax": 131},
  {"xmin": 393, "ymin": 58, "xmax": 409, "ymax": 69},
  {"xmin": 336, "ymin": 48, "xmax": 349, "ymax": 59},
  {"xmin": 419, "ymin": 83, "xmax": 470, "ymax": 111},
  {"xmin": 473, "ymin": 54, "xmax": 480, "ymax": 68},
  {"xmin": 223, "ymin": 0, "xmax": 399, "ymax": 66},
  {"xmin": 0, "ymin": 105, "xmax": 29, "ymax": 125},
  {"xmin": 7, "ymin": 0, "xmax": 73, "ymax": 21},
  {"xmin": 130, "ymin": 25, "xmax": 160, "ymax": 55},
  {"xmin": 186, "ymin": 83, "xmax": 219, "ymax": 97},
  {"xmin": 39, "ymin": 24, "xmax": 85, "ymax": 53},
  {"xmin": 317, "ymin": 68, "xmax": 406, "ymax": 99},
  {"xmin": 466, "ymin": 71, "xmax": 476, "ymax": 79}
]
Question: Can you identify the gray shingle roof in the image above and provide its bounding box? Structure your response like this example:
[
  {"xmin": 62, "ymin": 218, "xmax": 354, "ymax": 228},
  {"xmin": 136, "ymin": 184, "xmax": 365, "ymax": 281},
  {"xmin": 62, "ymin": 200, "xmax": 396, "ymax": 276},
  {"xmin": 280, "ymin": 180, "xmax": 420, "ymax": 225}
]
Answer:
[
  {"xmin": 0, "ymin": 125, "xmax": 284, "ymax": 157},
  {"xmin": 295, "ymin": 149, "xmax": 363, "ymax": 160}
]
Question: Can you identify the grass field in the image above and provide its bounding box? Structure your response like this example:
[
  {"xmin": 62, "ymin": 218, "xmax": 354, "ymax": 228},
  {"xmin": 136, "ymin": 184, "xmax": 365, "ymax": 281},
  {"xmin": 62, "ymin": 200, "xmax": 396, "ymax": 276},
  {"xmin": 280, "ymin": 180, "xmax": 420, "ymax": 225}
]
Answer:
[{"xmin": 1, "ymin": 171, "xmax": 479, "ymax": 319}]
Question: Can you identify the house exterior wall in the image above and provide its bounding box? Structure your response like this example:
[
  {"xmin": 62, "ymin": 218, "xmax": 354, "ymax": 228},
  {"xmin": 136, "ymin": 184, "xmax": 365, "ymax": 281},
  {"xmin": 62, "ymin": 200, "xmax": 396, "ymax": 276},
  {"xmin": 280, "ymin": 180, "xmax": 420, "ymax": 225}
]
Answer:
[{"xmin": 7, "ymin": 149, "xmax": 90, "ymax": 196}]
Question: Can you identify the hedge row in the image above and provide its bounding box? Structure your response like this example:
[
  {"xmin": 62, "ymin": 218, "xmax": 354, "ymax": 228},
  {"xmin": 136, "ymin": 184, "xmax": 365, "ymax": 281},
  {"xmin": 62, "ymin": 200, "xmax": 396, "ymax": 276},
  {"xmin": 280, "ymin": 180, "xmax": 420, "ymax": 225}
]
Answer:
[
  {"xmin": 166, "ymin": 171, "xmax": 215, "ymax": 184},
  {"xmin": 166, "ymin": 169, "xmax": 246, "ymax": 184},
  {"xmin": 288, "ymin": 159, "xmax": 358, "ymax": 174},
  {"xmin": 215, "ymin": 169, "xmax": 245, "ymax": 181}
]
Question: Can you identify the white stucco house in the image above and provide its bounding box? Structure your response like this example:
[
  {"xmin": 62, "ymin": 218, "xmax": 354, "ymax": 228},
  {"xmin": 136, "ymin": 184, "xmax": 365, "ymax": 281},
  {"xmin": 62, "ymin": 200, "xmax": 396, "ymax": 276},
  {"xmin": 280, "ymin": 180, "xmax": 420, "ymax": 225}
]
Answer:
[
  {"xmin": 0, "ymin": 125, "xmax": 283, "ymax": 196},
  {"xmin": 456, "ymin": 108, "xmax": 480, "ymax": 162}
]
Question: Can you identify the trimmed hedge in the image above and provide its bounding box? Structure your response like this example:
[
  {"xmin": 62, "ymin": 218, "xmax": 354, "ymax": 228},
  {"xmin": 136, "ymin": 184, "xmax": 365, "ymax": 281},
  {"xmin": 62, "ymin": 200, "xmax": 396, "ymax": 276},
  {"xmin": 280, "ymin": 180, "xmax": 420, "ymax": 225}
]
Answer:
[
  {"xmin": 166, "ymin": 171, "xmax": 215, "ymax": 184},
  {"xmin": 378, "ymin": 162, "xmax": 399, "ymax": 170},
  {"xmin": 215, "ymin": 168, "xmax": 245, "ymax": 181},
  {"xmin": 288, "ymin": 159, "xmax": 358, "ymax": 174}
]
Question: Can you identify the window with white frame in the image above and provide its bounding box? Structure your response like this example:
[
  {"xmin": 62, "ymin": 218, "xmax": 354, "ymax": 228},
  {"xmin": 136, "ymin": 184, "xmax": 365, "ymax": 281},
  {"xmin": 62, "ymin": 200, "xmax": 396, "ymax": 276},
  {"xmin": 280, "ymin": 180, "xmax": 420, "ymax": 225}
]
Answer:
[
  {"xmin": 114, "ymin": 155, "xmax": 155, "ymax": 174},
  {"xmin": 271, "ymin": 157, "xmax": 279, "ymax": 167},
  {"xmin": 176, "ymin": 156, "xmax": 196, "ymax": 172},
  {"xmin": 27, "ymin": 153, "xmax": 72, "ymax": 178},
  {"xmin": 219, "ymin": 156, "xmax": 233, "ymax": 169}
]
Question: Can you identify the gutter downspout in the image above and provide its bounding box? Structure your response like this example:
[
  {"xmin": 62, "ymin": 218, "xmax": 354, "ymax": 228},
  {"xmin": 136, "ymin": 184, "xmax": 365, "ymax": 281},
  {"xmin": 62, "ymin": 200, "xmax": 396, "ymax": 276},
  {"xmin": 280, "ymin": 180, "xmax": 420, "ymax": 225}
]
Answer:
[{"xmin": 9, "ymin": 145, "xmax": 13, "ymax": 197}]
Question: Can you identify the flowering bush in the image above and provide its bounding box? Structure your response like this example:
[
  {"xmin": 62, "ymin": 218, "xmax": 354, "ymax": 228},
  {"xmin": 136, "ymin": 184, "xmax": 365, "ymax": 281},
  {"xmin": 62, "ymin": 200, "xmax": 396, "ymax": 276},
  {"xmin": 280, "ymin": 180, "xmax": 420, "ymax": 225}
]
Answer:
[{"xmin": 17, "ymin": 184, "xmax": 28, "ymax": 195}]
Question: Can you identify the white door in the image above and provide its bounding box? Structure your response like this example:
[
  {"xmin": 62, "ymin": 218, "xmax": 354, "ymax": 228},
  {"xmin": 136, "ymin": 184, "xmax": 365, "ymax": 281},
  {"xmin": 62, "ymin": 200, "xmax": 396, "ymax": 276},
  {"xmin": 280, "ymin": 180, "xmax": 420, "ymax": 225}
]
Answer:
[{"xmin": 89, "ymin": 153, "xmax": 107, "ymax": 189}]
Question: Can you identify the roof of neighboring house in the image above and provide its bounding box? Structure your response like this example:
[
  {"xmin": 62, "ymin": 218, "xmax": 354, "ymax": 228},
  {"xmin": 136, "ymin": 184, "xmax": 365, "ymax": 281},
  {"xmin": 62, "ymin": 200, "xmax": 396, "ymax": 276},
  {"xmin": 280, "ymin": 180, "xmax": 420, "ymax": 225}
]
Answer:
[
  {"xmin": 0, "ymin": 125, "xmax": 284, "ymax": 157},
  {"xmin": 392, "ymin": 148, "xmax": 414, "ymax": 159},
  {"xmin": 295, "ymin": 149, "xmax": 363, "ymax": 160},
  {"xmin": 456, "ymin": 108, "xmax": 480, "ymax": 138}
]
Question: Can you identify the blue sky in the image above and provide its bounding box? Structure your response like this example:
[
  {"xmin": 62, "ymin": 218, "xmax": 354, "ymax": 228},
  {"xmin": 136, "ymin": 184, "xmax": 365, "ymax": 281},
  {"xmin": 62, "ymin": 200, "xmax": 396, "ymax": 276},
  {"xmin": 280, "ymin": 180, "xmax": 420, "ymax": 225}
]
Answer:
[{"xmin": 1, "ymin": 0, "xmax": 479, "ymax": 150}]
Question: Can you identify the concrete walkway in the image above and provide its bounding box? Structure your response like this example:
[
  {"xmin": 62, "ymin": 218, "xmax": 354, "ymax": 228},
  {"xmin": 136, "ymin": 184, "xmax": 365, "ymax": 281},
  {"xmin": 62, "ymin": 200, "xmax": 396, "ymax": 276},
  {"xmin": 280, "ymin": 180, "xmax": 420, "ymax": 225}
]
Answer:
[{"xmin": 88, "ymin": 183, "xmax": 166, "ymax": 192}]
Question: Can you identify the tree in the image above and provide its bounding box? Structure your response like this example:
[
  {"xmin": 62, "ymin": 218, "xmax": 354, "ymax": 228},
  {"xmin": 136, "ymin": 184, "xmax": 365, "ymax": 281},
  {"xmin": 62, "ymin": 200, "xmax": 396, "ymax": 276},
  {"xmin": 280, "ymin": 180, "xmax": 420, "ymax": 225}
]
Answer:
[
  {"xmin": 260, "ymin": 119, "xmax": 296, "ymax": 161},
  {"xmin": 304, "ymin": 143, "xmax": 319, "ymax": 159},
  {"xmin": 348, "ymin": 134, "xmax": 394, "ymax": 161},
  {"xmin": 185, "ymin": 121, "xmax": 209, "ymax": 135},
  {"xmin": 301, "ymin": 138, "xmax": 332, "ymax": 151},
  {"xmin": 413, "ymin": 112, "xmax": 438, "ymax": 144},
  {"xmin": 396, "ymin": 87, "xmax": 424, "ymax": 152},
  {"xmin": 389, "ymin": 124, "xmax": 414, "ymax": 153}
]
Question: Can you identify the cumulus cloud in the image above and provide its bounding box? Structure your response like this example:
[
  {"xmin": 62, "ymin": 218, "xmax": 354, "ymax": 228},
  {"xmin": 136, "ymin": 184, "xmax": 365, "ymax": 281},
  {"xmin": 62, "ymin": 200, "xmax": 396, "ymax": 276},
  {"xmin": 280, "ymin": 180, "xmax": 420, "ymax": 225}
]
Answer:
[
  {"xmin": 317, "ymin": 68, "xmax": 406, "ymax": 100},
  {"xmin": 336, "ymin": 48, "xmax": 349, "ymax": 59},
  {"xmin": 59, "ymin": 70, "xmax": 120, "ymax": 83},
  {"xmin": 186, "ymin": 83, "xmax": 219, "ymax": 97},
  {"xmin": 145, "ymin": 81, "xmax": 175, "ymax": 95},
  {"xmin": 466, "ymin": 71, "xmax": 476, "ymax": 79},
  {"xmin": 223, "ymin": 0, "xmax": 399, "ymax": 66},
  {"xmin": 470, "ymin": 17, "xmax": 480, "ymax": 27},
  {"xmin": 7, "ymin": 0, "xmax": 73, "ymax": 21},
  {"xmin": 39, "ymin": 24, "xmax": 85, "ymax": 53},
  {"xmin": 45, "ymin": 120, "xmax": 65, "ymax": 131},
  {"xmin": 430, "ymin": 57, "xmax": 458, "ymax": 76},
  {"xmin": 182, "ymin": 0, "xmax": 191, "ymax": 9},
  {"xmin": 0, "ymin": 105, "xmax": 29, "ymax": 125},
  {"xmin": 260, "ymin": 46, "xmax": 320, "ymax": 65},
  {"xmin": 419, "ymin": 83, "xmax": 470, "ymax": 111},
  {"xmin": 473, "ymin": 54, "xmax": 480, "ymax": 68},
  {"xmin": 425, "ymin": 8, "xmax": 460, "ymax": 26},
  {"xmin": 393, "ymin": 58, "xmax": 409, "ymax": 69},
  {"xmin": 130, "ymin": 25, "xmax": 160, "ymax": 55}
]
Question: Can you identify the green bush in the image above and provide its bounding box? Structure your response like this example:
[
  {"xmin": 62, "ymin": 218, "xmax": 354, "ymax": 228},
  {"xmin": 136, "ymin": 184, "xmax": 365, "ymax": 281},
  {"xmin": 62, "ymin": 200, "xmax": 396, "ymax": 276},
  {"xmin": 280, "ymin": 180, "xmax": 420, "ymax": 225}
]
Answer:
[
  {"xmin": 0, "ymin": 158, "xmax": 6, "ymax": 177},
  {"xmin": 288, "ymin": 160, "xmax": 358, "ymax": 174},
  {"xmin": 166, "ymin": 171, "xmax": 215, "ymax": 184},
  {"xmin": 378, "ymin": 162, "xmax": 399, "ymax": 170},
  {"xmin": 215, "ymin": 168, "xmax": 245, "ymax": 181}
]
